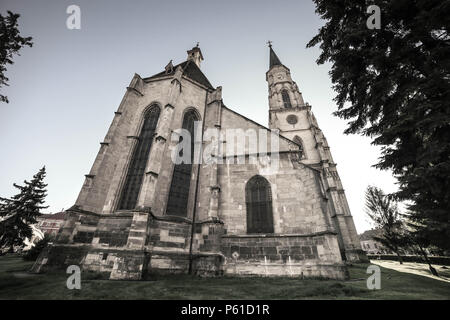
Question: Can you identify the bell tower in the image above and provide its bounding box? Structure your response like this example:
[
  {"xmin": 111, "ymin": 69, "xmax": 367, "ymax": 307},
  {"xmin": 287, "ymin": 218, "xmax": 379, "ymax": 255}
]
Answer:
[
  {"xmin": 266, "ymin": 43, "xmax": 366, "ymax": 262},
  {"xmin": 266, "ymin": 43, "xmax": 305, "ymax": 110},
  {"xmin": 266, "ymin": 43, "xmax": 316, "ymax": 164}
]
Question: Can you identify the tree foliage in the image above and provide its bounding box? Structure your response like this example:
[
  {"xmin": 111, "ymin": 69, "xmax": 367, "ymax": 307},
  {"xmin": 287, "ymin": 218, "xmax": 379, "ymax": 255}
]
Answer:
[
  {"xmin": 364, "ymin": 186, "xmax": 407, "ymax": 262},
  {"xmin": 0, "ymin": 167, "xmax": 48, "ymax": 251},
  {"xmin": 0, "ymin": 11, "xmax": 33, "ymax": 103},
  {"xmin": 23, "ymin": 233, "xmax": 52, "ymax": 261},
  {"xmin": 307, "ymin": 0, "xmax": 450, "ymax": 251}
]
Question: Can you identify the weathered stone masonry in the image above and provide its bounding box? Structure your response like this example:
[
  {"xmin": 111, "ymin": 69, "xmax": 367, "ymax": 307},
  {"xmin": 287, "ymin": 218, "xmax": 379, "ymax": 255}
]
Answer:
[{"xmin": 32, "ymin": 45, "xmax": 367, "ymax": 280}]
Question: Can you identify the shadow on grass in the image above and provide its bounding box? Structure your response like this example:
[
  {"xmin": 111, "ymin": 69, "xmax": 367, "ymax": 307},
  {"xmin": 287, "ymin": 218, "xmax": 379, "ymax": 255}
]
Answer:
[{"xmin": 0, "ymin": 255, "xmax": 449, "ymax": 300}]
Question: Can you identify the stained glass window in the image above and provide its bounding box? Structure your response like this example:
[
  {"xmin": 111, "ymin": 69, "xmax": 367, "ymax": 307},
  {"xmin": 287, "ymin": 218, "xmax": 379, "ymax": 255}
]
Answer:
[
  {"xmin": 166, "ymin": 110, "xmax": 198, "ymax": 217},
  {"xmin": 118, "ymin": 106, "xmax": 160, "ymax": 210},
  {"xmin": 246, "ymin": 175, "xmax": 274, "ymax": 234}
]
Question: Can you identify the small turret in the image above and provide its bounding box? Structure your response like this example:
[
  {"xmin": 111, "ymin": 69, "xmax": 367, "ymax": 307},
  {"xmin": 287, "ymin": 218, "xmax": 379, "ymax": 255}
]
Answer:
[{"xmin": 187, "ymin": 43, "xmax": 204, "ymax": 68}]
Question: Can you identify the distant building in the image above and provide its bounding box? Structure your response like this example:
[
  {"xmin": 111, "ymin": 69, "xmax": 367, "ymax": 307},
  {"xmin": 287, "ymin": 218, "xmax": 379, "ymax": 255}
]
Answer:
[
  {"xmin": 36, "ymin": 212, "xmax": 65, "ymax": 237},
  {"xmin": 359, "ymin": 229, "xmax": 391, "ymax": 255}
]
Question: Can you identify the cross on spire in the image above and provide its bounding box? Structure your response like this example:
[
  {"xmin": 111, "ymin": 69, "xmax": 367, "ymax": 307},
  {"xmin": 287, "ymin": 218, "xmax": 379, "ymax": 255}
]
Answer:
[{"xmin": 267, "ymin": 40, "xmax": 273, "ymax": 48}]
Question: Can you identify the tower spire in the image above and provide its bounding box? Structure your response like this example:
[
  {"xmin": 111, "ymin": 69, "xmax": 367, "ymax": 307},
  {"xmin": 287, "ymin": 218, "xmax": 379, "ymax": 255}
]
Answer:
[
  {"xmin": 266, "ymin": 45, "xmax": 305, "ymax": 114},
  {"xmin": 268, "ymin": 41, "xmax": 282, "ymax": 68}
]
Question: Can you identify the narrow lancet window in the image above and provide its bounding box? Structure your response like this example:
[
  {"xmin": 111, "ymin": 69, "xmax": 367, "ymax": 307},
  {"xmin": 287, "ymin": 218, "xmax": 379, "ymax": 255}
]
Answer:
[
  {"xmin": 166, "ymin": 110, "xmax": 199, "ymax": 217},
  {"xmin": 246, "ymin": 175, "xmax": 274, "ymax": 234},
  {"xmin": 118, "ymin": 106, "xmax": 160, "ymax": 210},
  {"xmin": 293, "ymin": 136, "xmax": 305, "ymax": 159},
  {"xmin": 281, "ymin": 90, "xmax": 292, "ymax": 108}
]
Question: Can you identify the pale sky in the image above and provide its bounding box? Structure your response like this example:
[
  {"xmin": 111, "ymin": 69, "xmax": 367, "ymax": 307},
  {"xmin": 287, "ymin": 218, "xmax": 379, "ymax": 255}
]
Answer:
[{"xmin": 0, "ymin": 0, "xmax": 398, "ymax": 233}]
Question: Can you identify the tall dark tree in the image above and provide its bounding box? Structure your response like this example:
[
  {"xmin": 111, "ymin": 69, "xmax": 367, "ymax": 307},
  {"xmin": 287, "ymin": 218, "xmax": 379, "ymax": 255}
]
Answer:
[
  {"xmin": 0, "ymin": 11, "xmax": 33, "ymax": 103},
  {"xmin": 0, "ymin": 167, "xmax": 48, "ymax": 251},
  {"xmin": 307, "ymin": 0, "xmax": 450, "ymax": 251},
  {"xmin": 364, "ymin": 185, "xmax": 406, "ymax": 263}
]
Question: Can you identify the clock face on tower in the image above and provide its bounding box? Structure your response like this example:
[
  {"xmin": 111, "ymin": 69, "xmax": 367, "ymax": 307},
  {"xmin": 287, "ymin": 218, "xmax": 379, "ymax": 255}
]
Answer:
[{"xmin": 276, "ymin": 73, "xmax": 284, "ymax": 80}]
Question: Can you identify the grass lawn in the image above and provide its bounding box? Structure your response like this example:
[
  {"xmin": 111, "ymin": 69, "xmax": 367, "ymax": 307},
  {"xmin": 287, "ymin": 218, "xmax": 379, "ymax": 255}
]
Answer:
[
  {"xmin": 0, "ymin": 255, "xmax": 449, "ymax": 300},
  {"xmin": 371, "ymin": 260, "xmax": 450, "ymax": 283}
]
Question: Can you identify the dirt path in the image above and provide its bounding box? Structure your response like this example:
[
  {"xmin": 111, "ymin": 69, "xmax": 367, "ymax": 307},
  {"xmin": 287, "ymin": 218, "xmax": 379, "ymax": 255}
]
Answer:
[{"xmin": 371, "ymin": 260, "xmax": 450, "ymax": 283}]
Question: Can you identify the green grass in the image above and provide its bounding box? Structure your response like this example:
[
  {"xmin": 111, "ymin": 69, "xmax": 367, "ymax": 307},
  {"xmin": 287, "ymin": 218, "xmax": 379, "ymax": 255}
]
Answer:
[{"xmin": 0, "ymin": 255, "xmax": 449, "ymax": 299}]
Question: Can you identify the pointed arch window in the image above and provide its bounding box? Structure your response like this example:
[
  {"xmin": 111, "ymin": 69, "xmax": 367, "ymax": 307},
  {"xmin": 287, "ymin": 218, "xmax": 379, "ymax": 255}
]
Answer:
[
  {"xmin": 166, "ymin": 110, "xmax": 199, "ymax": 217},
  {"xmin": 293, "ymin": 136, "xmax": 306, "ymax": 159},
  {"xmin": 246, "ymin": 175, "xmax": 274, "ymax": 234},
  {"xmin": 281, "ymin": 90, "xmax": 292, "ymax": 108},
  {"xmin": 118, "ymin": 105, "xmax": 160, "ymax": 210}
]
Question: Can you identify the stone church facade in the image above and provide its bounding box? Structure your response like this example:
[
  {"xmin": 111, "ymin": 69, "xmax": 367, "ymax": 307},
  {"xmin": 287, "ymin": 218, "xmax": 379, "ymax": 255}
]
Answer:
[{"xmin": 32, "ymin": 45, "xmax": 367, "ymax": 280}]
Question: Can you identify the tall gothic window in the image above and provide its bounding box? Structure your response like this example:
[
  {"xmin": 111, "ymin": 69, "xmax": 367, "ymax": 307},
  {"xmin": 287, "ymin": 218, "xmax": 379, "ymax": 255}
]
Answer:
[
  {"xmin": 166, "ymin": 110, "xmax": 199, "ymax": 217},
  {"xmin": 118, "ymin": 106, "xmax": 160, "ymax": 210},
  {"xmin": 293, "ymin": 136, "xmax": 305, "ymax": 159},
  {"xmin": 246, "ymin": 175, "xmax": 274, "ymax": 234},
  {"xmin": 281, "ymin": 90, "xmax": 292, "ymax": 108}
]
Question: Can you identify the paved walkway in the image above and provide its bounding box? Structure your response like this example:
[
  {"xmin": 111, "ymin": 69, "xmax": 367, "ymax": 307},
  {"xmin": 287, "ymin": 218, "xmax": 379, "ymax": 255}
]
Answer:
[{"xmin": 371, "ymin": 260, "xmax": 450, "ymax": 283}]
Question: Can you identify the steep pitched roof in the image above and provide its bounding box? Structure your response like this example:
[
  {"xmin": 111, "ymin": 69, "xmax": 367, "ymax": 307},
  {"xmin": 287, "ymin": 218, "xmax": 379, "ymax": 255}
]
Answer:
[
  {"xmin": 145, "ymin": 60, "xmax": 214, "ymax": 89},
  {"xmin": 269, "ymin": 46, "xmax": 282, "ymax": 68}
]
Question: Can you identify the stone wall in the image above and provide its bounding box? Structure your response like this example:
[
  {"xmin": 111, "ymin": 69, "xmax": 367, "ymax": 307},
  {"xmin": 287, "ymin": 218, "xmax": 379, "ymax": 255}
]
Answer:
[
  {"xmin": 221, "ymin": 232, "xmax": 347, "ymax": 279},
  {"xmin": 217, "ymin": 153, "xmax": 331, "ymax": 236},
  {"xmin": 30, "ymin": 244, "xmax": 90, "ymax": 273},
  {"xmin": 148, "ymin": 215, "xmax": 191, "ymax": 250},
  {"xmin": 54, "ymin": 207, "xmax": 133, "ymax": 247},
  {"xmin": 146, "ymin": 216, "xmax": 224, "ymax": 276}
]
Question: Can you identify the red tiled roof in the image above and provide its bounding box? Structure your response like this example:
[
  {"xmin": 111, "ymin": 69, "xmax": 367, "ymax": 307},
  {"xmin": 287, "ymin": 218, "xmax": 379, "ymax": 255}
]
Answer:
[
  {"xmin": 39, "ymin": 212, "xmax": 66, "ymax": 220},
  {"xmin": 359, "ymin": 228, "xmax": 382, "ymax": 241}
]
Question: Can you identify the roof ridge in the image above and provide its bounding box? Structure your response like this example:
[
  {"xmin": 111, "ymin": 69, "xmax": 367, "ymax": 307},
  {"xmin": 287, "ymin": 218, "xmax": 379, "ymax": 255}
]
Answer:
[{"xmin": 144, "ymin": 59, "xmax": 213, "ymax": 89}]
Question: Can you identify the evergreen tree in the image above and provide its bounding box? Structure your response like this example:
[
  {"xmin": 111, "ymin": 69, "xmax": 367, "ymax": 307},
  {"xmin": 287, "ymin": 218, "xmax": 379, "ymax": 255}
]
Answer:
[
  {"xmin": 0, "ymin": 167, "xmax": 48, "ymax": 251},
  {"xmin": 364, "ymin": 186, "xmax": 407, "ymax": 263},
  {"xmin": 0, "ymin": 11, "xmax": 33, "ymax": 103},
  {"xmin": 307, "ymin": 0, "xmax": 450, "ymax": 251}
]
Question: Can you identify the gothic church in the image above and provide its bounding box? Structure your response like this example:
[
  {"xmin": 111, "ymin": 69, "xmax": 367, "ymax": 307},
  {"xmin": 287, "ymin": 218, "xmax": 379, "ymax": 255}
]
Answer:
[{"xmin": 33, "ymin": 45, "xmax": 367, "ymax": 279}]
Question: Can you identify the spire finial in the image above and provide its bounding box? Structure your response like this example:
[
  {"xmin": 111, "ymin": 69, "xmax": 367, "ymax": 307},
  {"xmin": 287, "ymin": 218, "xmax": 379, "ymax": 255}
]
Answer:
[
  {"xmin": 196, "ymin": 42, "xmax": 200, "ymax": 48},
  {"xmin": 267, "ymin": 40, "xmax": 272, "ymax": 48}
]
